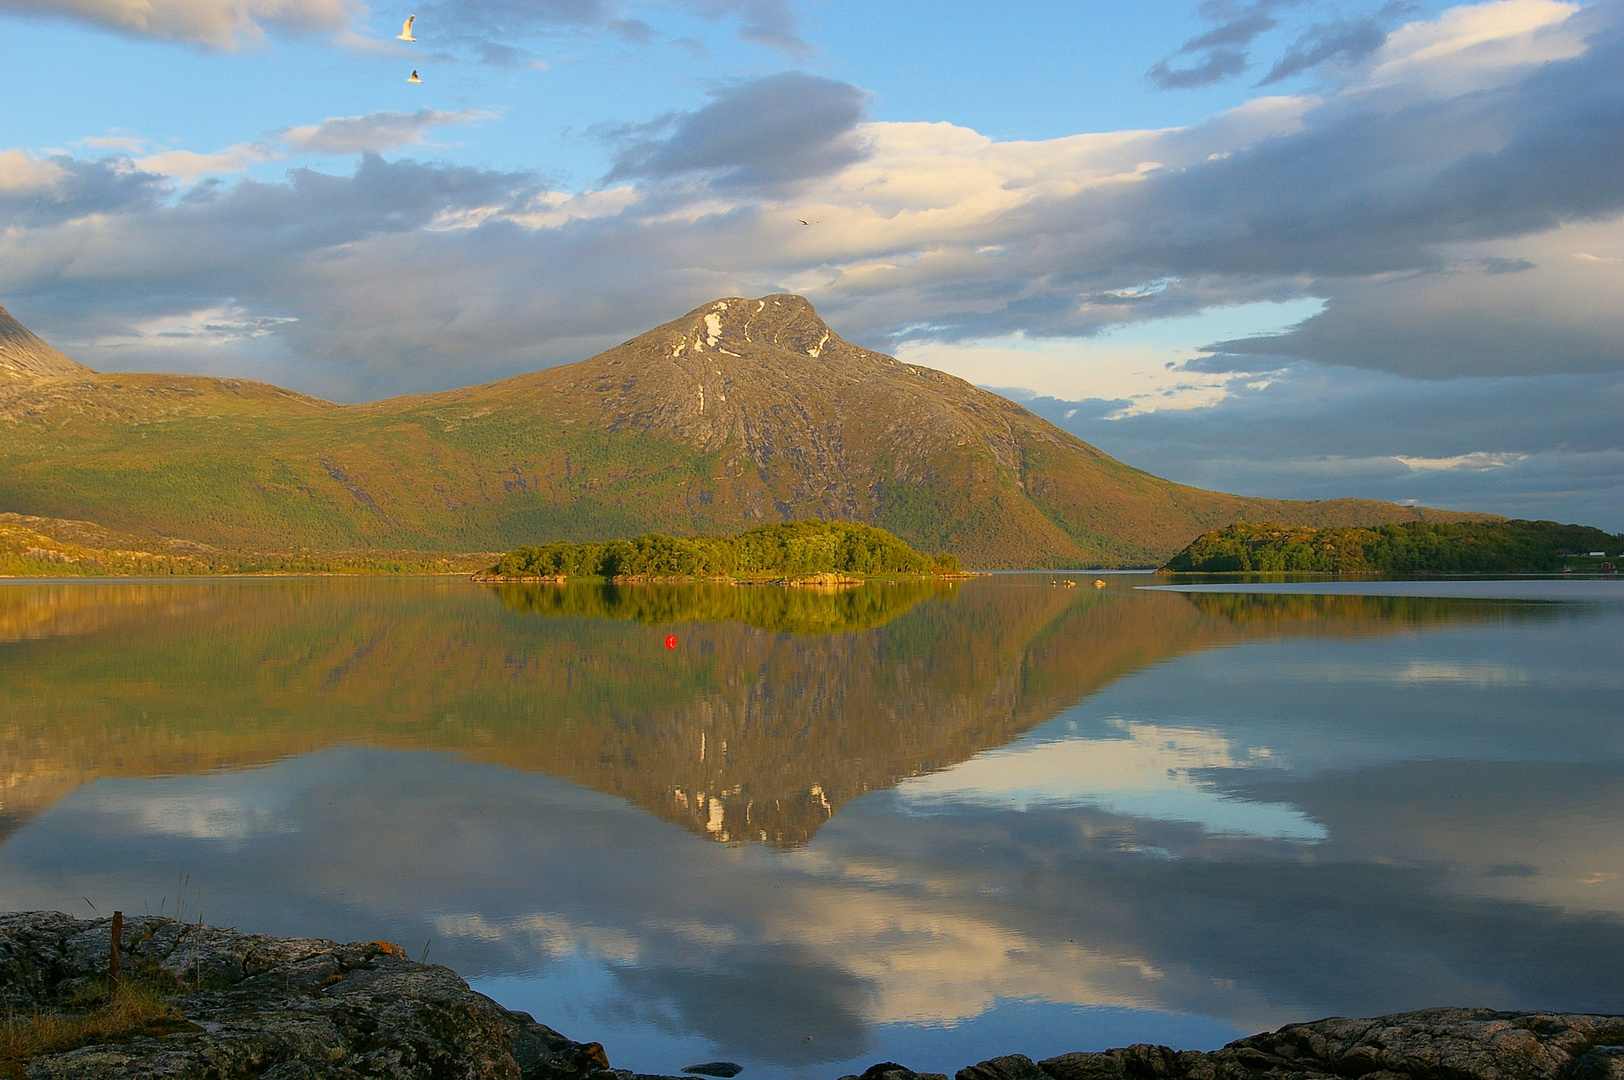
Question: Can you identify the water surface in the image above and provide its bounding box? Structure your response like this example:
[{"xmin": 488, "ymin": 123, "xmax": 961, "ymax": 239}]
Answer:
[{"xmin": 1, "ymin": 575, "xmax": 1620, "ymax": 1077}]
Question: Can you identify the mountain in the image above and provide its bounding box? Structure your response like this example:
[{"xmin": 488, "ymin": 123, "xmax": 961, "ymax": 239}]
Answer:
[
  {"xmin": 0, "ymin": 294, "xmax": 1488, "ymax": 567},
  {"xmin": 0, "ymin": 303, "xmax": 91, "ymax": 380}
]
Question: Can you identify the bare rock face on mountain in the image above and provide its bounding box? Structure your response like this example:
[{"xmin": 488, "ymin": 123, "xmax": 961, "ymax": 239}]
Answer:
[{"xmin": 0, "ymin": 303, "xmax": 91, "ymax": 380}]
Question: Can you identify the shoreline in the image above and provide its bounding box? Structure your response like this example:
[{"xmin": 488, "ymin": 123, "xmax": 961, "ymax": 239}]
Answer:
[
  {"xmin": 3, "ymin": 912, "xmax": 1620, "ymax": 1080},
  {"xmin": 471, "ymin": 571, "xmax": 984, "ymax": 585}
]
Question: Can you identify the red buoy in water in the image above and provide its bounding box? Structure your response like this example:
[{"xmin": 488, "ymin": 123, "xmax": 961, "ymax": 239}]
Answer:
[{"xmin": 665, "ymin": 635, "xmax": 677, "ymax": 649}]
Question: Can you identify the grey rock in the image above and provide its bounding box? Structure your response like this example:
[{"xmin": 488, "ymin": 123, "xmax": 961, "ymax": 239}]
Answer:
[
  {"xmin": 1040, "ymin": 1044, "xmax": 1212, "ymax": 1080},
  {"xmin": 0, "ymin": 911, "xmax": 614, "ymax": 1080},
  {"xmin": 958, "ymin": 1055, "xmax": 1050, "ymax": 1080},
  {"xmin": 1025, "ymin": 1010, "xmax": 1624, "ymax": 1080},
  {"xmin": 838, "ymin": 1063, "xmax": 950, "ymax": 1080},
  {"xmin": 681, "ymin": 1064, "xmax": 743, "ymax": 1078},
  {"xmin": 1573, "ymin": 1048, "xmax": 1624, "ymax": 1080}
]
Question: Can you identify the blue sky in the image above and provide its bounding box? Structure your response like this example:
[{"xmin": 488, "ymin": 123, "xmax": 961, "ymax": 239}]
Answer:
[{"xmin": 2, "ymin": 0, "xmax": 1621, "ymax": 527}]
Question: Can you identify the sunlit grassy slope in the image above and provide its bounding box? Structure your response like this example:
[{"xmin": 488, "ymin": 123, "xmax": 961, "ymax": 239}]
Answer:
[
  {"xmin": 0, "ymin": 295, "xmax": 1492, "ymax": 568},
  {"xmin": 0, "ymin": 512, "xmax": 493, "ymax": 576}
]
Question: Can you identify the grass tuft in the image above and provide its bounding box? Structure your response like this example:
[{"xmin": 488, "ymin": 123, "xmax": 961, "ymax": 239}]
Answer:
[{"xmin": 0, "ymin": 979, "xmax": 193, "ymax": 1078}]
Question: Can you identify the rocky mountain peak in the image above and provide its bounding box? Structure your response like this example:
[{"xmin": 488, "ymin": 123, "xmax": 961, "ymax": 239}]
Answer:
[
  {"xmin": 0, "ymin": 303, "xmax": 93, "ymax": 380},
  {"xmin": 661, "ymin": 294, "xmax": 884, "ymax": 369}
]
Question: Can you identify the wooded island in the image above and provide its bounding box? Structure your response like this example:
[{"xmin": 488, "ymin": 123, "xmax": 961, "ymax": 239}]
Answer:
[
  {"xmin": 1162, "ymin": 519, "xmax": 1622, "ymax": 574},
  {"xmin": 484, "ymin": 520, "xmax": 962, "ymax": 581}
]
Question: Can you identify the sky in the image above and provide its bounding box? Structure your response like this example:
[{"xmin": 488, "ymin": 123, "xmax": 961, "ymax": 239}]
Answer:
[{"xmin": 1, "ymin": 0, "xmax": 1621, "ymax": 528}]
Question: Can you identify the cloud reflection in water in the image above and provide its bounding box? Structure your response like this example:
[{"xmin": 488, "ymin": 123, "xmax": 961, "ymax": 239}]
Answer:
[
  {"xmin": 0, "ymin": 578, "xmax": 1621, "ymax": 1076},
  {"xmin": 898, "ymin": 719, "xmax": 1326, "ymax": 841}
]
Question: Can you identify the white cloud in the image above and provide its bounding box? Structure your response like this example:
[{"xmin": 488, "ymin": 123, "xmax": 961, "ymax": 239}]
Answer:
[
  {"xmin": 1396, "ymin": 451, "xmax": 1529, "ymax": 471},
  {"xmin": 774, "ymin": 99, "xmax": 1312, "ymax": 264},
  {"xmin": 280, "ymin": 109, "xmax": 494, "ymax": 156},
  {"xmin": 135, "ymin": 142, "xmax": 278, "ymax": 180},
  {"xmin": 0, "ymin": 149, "xmax": 70, "ymax": 195},
  {"xmin": 0, "ymin": 0, "xmax": 361, "ymax": 47},
  {"xmin": 895, "ymin": 299, "xmax": 1323, "ymax": 416},
  {"xmin": 0, "ymin": 0, "xmax": 809, "ymax": 58},
  {"xmin": 1361, "ymin": 0, "xmax": 1586, "ymax": 95},
  {"xmin": 96, "ymin": 305, "xmax": 299, "ymax": 349},
  {"xmin": 432, "ymin": 185, "xmax": 640, "ymax": 231},
  {"xmin": 90, "ymin": 109, "xmax": 493, "ymax": 184},
  {"xmin": 1215, "ymin": 217, "xmax": 1624, "ymax": 377},
  {"xmin": 79, "ymin": 134, "xmax": 150, "ymax": 153}
]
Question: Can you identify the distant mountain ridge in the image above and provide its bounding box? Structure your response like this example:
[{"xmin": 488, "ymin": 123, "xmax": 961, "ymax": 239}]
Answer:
[{"xmin": 0, "ymin": 294, "xmax": 1490, "ymax": 568}]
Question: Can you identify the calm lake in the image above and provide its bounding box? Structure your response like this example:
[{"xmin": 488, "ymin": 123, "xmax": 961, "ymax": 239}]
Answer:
[{"xmin": 2, "ymin": 574, "xmax": 1622, "ymax": 1077}]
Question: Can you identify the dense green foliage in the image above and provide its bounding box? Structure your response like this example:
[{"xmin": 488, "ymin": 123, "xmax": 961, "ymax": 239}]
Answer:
[
  {"xmin": 489, "ymin": 520, "xmax": 952, "ymax": 579},
  {"xmin": 1163, "ymin": 520, "xmax": 1623, "ymax": 573}
]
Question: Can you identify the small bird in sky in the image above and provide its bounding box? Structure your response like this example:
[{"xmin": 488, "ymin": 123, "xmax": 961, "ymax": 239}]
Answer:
[
  {"xmin": 397, "ymin": 15, "xmax": 416, "ymax": 41},
  {"xmin": 797, "ymin": 219, "xmax": 817, "ymax": 226},
  {"xmin": 408, "ymin": 69, "xmax": 421, "ymax": 82}
]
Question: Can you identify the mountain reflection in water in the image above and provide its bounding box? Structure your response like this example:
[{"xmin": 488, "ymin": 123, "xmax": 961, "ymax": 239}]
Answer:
[
  {"xmin": 1, "ymin": 576, "xmax": 1620, "ymax": 1078},
  {"xmin": 2, "ymin": 578, "xmax": 1522, "ymax": 848}
]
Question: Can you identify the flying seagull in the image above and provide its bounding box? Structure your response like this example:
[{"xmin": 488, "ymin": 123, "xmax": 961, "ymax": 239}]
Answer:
[
  {"xmin": 408, "ymin": 69, "xmax": 421, "ymax": 82},
  {"xmin": 797, "ymin": 219, "xmax": 817, "ymax": 225},
  {"xmin": 397, "ymin": 15, "xmax": 416, "ymax": 41}
]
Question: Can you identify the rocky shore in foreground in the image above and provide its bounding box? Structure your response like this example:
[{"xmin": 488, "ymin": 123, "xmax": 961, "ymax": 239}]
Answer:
[{"xmin": 3, "ymin": 912, "xmax": 1620, "ymax": 1080}]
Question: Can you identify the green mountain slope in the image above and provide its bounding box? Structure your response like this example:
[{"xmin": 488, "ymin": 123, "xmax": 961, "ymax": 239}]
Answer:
[{"xmin": 0, "ymin": 295, "xmax": 1489, "ymax": 568}]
